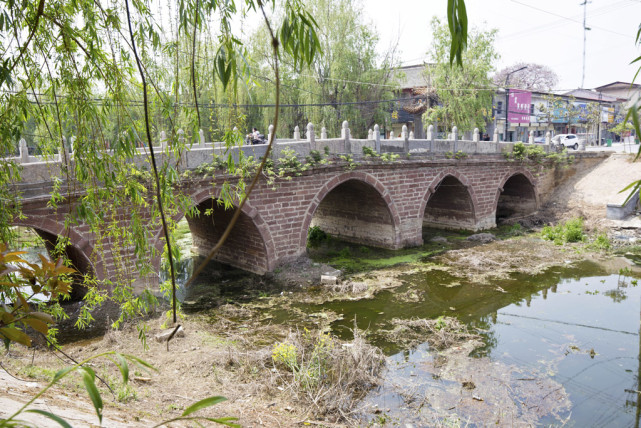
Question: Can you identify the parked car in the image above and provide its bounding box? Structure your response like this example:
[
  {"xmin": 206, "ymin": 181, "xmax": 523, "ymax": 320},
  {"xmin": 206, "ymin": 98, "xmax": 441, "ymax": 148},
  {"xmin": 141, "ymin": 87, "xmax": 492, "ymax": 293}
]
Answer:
[{"xmin": 551, "ymin": 134, "xmax": 580, "ymax": 150}]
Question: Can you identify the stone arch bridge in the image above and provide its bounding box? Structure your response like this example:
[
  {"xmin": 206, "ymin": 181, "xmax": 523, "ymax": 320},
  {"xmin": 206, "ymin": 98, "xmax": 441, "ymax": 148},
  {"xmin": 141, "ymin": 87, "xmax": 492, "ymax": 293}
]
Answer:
[{"xmin": 10, "ymin": 123, "xmax": 606, "ymax": 292}]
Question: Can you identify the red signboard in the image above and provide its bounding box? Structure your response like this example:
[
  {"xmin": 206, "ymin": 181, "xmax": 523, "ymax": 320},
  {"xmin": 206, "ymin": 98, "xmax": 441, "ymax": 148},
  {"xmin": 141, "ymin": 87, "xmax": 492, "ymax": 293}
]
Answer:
[{"xmin": 508, "ymin": 90, "xmax": 531, "ymax": 123}]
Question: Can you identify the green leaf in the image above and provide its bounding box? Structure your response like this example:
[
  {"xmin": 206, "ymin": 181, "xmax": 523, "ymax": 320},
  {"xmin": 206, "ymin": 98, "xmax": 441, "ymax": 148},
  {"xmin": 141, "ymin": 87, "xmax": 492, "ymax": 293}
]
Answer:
[
  {"xmin": 24, "ymin": 409, "xmax": 73, "ymax": 428},
  {"xmin": 181, "ymin": 396, "xmax": 227, "ymax": 416},
  {"xmin": 81, "ymin": 367, "xmax": 103, "ymax": 424},
  {"xmin": 115, "ymin": 352, "xmax": 129, "ymax": 383},
  {"xmin": 53, "ymin": 366, "xmax": 74, "ymax": 382},
  {"xmin": 0, "ymin": 326, "xmax": 31, "ymax": 346}
]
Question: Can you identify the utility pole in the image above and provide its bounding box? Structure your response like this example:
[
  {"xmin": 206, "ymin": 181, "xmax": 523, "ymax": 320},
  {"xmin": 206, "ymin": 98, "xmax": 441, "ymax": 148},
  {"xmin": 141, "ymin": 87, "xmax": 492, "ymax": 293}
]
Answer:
[
  {"xmin": 504, "ymin": 66, "xmax": 528, "ymax": 142},
  {"xmin": 581, "ymin": 0, "xmax": 591, "ymax": 88}
]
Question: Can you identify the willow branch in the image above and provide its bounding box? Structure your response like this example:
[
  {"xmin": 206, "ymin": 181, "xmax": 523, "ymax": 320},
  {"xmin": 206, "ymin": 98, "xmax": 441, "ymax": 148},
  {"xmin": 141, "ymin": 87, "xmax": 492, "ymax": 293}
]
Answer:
[
  {"xmin": 124, "ymin": 0, "xmax": 178, "ymax": 323},
  {"xmin": 7, "ymin": 0, "xmax": 45, "ymax": 78},
  {"xmin": 185, "ymin": 3, "xmax": 281, "ymax": 288},
  {"xmin": 191, "ymin": 0, "xmax": 201, "ymax": 128}
]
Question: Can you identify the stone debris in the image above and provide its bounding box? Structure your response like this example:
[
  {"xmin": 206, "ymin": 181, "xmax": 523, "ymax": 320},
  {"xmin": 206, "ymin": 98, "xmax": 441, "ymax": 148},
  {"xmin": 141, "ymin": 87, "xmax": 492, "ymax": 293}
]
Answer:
[
  {"xmin": 466, "ymin": 233, "xmax": 496, "ymax": 243},
  {"xmin": 321, "ymin": 275, "xmax": 338, "ymax": 285},
  {"xmin": 154, "ymin": 325, "xmax": 185, "ymax": 343}
]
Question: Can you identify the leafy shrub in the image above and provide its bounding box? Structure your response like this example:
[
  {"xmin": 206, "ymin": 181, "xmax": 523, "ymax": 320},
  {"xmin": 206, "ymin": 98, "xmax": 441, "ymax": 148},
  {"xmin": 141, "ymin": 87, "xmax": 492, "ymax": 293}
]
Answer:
[
  {"xmin": 307, "ymin": 226, "xmax": 327, "ymax": 247},
  {"xmin": 305, "ymin": 149, "xmax": 323, "ymax": 165},
  {"xmin": 362, "ymin": 146, "xmax": 378, "ymax": 157},
  {"xmin": 588, "ymin": 232, "xmax": 611, "ymax": 251},
  {"xmin": 541, "ymin": 218, "xmax": 586, "ymax": 244}
]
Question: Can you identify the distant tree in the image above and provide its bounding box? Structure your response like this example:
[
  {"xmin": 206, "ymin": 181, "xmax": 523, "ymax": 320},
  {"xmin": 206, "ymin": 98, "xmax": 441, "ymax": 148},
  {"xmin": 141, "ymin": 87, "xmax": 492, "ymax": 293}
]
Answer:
[
  {"xmin": 424, "ymin": 17, "xmax": 498, "ymax": 133},
  {"xmin": 493, "ymin": 63, "xmax": 559, "ymax": 91}
]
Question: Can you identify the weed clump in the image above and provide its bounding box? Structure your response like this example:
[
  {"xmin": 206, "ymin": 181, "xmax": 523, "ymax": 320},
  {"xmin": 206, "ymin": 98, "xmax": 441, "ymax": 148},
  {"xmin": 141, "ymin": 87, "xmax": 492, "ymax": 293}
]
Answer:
[
  {"xmin": 271, "ymin": 328, "xmax": 384, "ymax": 420},
  {"xmin": 385, "ymin": 316, "xmax": 481, "ymax": 350},
  {"xmin": 541, "ymin": 218, "xmax": 586, "ymax": 244}
]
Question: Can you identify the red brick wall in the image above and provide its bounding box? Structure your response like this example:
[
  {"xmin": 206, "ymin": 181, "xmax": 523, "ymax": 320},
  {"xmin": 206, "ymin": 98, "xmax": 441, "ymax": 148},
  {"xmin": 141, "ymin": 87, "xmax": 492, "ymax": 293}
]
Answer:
[{"xmin": 15, "ymin": 154, "xmax": 606, "ymax": 287}]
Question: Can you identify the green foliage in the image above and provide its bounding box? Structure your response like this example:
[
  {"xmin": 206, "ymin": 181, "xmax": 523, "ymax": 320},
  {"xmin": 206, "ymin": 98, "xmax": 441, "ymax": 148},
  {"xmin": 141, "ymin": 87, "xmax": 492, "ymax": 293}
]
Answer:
[
  {"xmin": 587, "ymin": 233, "xmax": 611, "ymax": 251},
  {"xmin": 272, "ymin": 329, "xmax": 335, "ymax": 392},
  {"xmin": 307, "ymin": 226, "xmax": 328, "ymax": 248},
  {"xmin": 362, "ymin": 146, "xmax": 378, "ymax": 157},
  {"xmin": 0, "ymin": 244, "xmax": 74, "ymax": 349},
  {"xmin": 339, "ymin": 154, "xmax": 355, "ymax": 170},
  {"xmin": 424, "ymin": 17, "xmax": 497, "ymax": 133},
  {"xmin": 381, "ymin": 152, "xmax": 400, "ymax": 162},
  {"xmin": 305, "ymin": 149, "xmax": 324, "ymax": 165},
  {"xmin": 541, "ymin": 218, "xmax": 586, "ymax": 245}
]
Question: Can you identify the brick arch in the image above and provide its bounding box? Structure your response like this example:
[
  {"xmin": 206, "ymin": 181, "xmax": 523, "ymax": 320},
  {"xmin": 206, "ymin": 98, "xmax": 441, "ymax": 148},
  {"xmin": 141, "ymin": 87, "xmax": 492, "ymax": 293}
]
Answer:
[
  {"xmin": 12, "ymin": 217, "xmax": 103, "ymax": 299},
  {"xmin": 298, "ymin": 171, "xmax": 403, "ymax": 249},
  {"xmin": 492, "ymin": 168, "xmax": 540, "ymax": 211},
  {"xmin": 418, "ymin": 168, "xmax": 478, "ymax": 224},
  {"xmin": 493, "ymin": 168, "xmax": 539, "ymax": 221},
  {"xmin": 151, "ymin": 187, "xmax": 277, "ymax": 273}
]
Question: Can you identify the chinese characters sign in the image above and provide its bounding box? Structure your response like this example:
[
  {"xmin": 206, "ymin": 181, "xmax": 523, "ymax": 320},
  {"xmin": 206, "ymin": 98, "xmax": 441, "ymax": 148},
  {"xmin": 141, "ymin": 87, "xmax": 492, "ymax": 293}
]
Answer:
[{"xmin": 508, "ymin": 90, "xmax": 531, "ymax": 123}]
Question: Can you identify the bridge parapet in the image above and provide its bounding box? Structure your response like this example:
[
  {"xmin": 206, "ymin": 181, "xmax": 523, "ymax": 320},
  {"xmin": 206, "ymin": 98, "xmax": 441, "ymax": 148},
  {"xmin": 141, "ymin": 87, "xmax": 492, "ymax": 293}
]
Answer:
[{"xmin": 11, "ymin": 122, "xmax": 557, "ymax": 187}]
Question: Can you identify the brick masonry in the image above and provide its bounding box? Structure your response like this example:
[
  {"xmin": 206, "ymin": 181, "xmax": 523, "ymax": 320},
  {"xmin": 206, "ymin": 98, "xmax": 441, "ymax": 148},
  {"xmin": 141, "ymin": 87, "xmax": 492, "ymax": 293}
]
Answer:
[{"xmin": 13, "ymin": 153, "xmax": 608, "ymax": 289}]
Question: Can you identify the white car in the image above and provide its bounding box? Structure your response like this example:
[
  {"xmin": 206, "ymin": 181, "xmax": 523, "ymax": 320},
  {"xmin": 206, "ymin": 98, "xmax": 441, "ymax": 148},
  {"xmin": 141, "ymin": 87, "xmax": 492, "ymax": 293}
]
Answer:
[{"xmin": 551, "ymin": 134, "xmax": 580, "ymax": 150}]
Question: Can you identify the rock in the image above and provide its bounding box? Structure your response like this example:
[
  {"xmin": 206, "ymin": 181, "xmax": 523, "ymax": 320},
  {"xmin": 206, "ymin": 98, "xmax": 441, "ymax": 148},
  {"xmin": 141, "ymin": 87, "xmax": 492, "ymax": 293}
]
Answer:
[
  {"xmin": 323, "ymin": 268, "xmax": 342, "ymax": 277},
  {"xmin": 154, "ymin": 326, "xmax": 185, "ymax": 343},
  {"xmin": 466, "ymin": 233, "xmax": 496, "ymax": 243},
  {"xmin": 321, "ymin": 275, "xmax": 338, "ymax": 285},
  {"xmin": 431, "ymin": 236, "xmax": 448, "ymax": 244}
]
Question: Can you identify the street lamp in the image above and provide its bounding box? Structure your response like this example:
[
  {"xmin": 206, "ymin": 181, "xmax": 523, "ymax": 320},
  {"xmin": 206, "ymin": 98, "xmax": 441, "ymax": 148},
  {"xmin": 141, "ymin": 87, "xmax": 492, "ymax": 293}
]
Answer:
[{"xmin": 504, "ymin": 66, "xmax": 528, "ymax": 142}]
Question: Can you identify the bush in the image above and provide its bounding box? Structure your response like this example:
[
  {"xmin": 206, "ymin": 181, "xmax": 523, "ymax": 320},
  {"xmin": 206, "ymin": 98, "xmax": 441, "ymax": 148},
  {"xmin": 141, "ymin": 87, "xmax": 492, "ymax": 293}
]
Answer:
[
  {"xmin": 541, "ymin": 218, "xmax": 586, "ymax": 244},
  {"xmin": 307, "ymin": 226, "xmax": 327, "ymax": 247},
  {"xmin": 271, "ymin": 328, "xmax": 384, "ymax": 418}
]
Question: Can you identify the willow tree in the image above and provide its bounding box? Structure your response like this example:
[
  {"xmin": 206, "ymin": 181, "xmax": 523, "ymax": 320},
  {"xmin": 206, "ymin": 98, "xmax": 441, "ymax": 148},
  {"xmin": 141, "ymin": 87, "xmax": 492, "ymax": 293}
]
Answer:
[
  {"xmin": 424, "ymin": 17, "xmax": 498, "ymax": 134},
  {"xmin": 0, "ymin": 0, "xmax": 319, "ymax": 333},
  {"xmin": 240, "ymin": 0, "xmax": 399, "ymax": 138}
]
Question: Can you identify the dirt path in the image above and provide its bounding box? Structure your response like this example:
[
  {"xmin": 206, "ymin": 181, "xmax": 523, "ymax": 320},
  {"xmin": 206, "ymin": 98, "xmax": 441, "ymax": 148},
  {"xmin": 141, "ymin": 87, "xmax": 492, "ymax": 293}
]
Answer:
[{"xmin": 541, "ymin": 153, "xmax": 641, "ymax": 230}]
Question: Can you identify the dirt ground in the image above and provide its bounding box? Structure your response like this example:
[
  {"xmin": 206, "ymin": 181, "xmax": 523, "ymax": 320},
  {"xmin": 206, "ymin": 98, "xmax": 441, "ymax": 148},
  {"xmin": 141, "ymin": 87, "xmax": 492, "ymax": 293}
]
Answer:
[{"xmin": 2, "ymin": 152, "xmax": 641, "ymax": 427}]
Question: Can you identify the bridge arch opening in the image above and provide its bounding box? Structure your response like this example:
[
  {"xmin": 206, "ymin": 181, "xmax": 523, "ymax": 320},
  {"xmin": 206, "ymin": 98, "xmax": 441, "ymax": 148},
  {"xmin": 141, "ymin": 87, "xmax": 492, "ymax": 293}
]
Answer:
[
  {"xmin": 310, "ymin": 179, "xmax": 397, "ymax": 248},
  {"xmin": 496, "ymin": 173, "xmax": 537, "ymax": 223},
  {"xmin": 14, "ymin": 227, "xmax": 94, "ymax": 301},
  {"xmin": 423, "ymin": 175, "xmax": 475, "ymax": 230},
  {"xmin": 182, "ymin": 198, "xmax": 270, "ymax": 274}
]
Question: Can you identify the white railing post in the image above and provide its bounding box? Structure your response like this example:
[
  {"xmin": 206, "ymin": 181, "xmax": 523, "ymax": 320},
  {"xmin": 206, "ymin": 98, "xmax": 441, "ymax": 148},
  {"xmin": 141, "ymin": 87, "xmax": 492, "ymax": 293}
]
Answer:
[
  {"xmin": 390, "ymin": 130, "xmax": 395, "ymax": 139},
  {"xmin": 528, "ymin": 130, "xmax": 534, "ymax": 144},
  {"xmin": 321, "ymin": 127, "xmax": 327, "ymax": 139},
  {"xmin": 409, "ymin": 131, "xmax": 414, "ymax": 139},
  {"xmin": 268, "ymin": 124, "xmax": 274, "ymax": 142},
  {"xmin": 199, "ymin": 129, "xmax": 205, "ymax": 148},
  {"xmin": 374, "ymin": 124, "xmax": 381, "ymax": 153},
  {"xmin": 493, "ymin": 128, "xmax": 499, "ymax": 143},
  {"xmin": 160, "ymin": 131, "xmax": 168, "ymax": 151},
  {"xmin": 546, "ymin": 130, "xmax": 551, "ymax": 145},
  {"xmin": 178, "ymin": 129, "xmax": 185, "ymax": 149},
  {"xmin": 402, "ymin": 124, "xmax": 409, "ymax": 153},
  {"xmin": 341, "ymin": 121, "xmax": 350, "ymax": 140},
  {"xmin": 19, "ymin": 138, "xmax": 29, "ymax": 163},
  {"xmin": 452, "ymin": 126, "xmax": 458, "ymax": 141},
  {"xmin": 307, "ymin": 122, "xmax": 315, "ymax": 143},
  {"xmin": 293, "ymin": 125, "xmax": 300, "ymax": 140},
  {"xmin": 473, "ymin": 128, "xmax": 479, "ymax": 142},
  {"xmin": 428, "ymin": 124, "xmax": 435, "ymax": 151},
  {"xmin": 368, "ymin": 128, "xmax": 373, "ymax": 140}
]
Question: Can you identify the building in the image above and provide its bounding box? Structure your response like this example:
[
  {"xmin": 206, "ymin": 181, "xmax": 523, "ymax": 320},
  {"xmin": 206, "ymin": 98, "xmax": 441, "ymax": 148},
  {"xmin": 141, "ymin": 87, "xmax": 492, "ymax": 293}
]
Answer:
[
  {"xmin": 492, "ymin": 87, "xmax": 621, "ymax": 144},
  {"xmin": 389, "ymin": 64, "xmax": 432, "ymax": 139}
]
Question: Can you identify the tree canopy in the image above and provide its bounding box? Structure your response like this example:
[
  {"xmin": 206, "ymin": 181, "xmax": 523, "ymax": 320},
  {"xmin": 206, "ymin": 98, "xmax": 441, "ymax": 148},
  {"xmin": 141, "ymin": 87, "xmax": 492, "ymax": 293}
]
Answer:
[
  {"xmin": 424, "ymin": 17, "xmax": 498, "ymax": 133},
  {"xmin": 493, "ymin": 63, "xmax": 559, "ymax": 92}
]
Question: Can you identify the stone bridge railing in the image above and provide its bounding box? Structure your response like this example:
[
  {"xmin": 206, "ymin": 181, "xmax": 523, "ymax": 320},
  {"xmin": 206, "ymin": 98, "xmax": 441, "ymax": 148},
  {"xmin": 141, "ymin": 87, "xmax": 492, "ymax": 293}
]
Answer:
[{"xmin": 10, "ymin": 121, "xmax": 560, "ymax": 188}]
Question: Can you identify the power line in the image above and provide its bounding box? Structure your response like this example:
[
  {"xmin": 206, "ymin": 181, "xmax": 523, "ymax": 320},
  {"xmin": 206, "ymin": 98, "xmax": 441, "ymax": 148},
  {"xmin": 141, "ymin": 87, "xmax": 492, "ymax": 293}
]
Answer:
[{"xmin": 510, "ymin": 0, "xmax": 633, "ymax": 38}]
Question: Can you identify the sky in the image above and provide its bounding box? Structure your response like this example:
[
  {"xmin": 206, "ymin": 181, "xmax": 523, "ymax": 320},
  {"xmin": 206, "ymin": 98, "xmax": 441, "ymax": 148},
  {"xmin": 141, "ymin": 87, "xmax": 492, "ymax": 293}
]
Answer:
[{"xmin": 362, "ymin": 0, "xmax": 641, "ymax": 91}]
